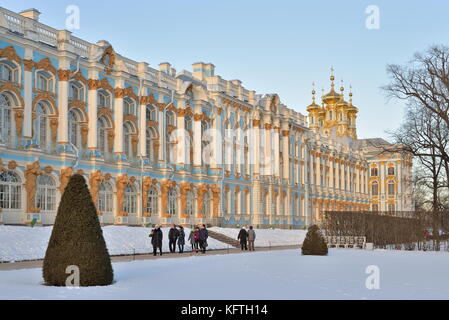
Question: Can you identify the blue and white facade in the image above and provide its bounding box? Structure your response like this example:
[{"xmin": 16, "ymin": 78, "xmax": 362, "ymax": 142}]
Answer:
[{"xmin": 0, "ymin": 8, "xmax": 412, "ymax": 228}]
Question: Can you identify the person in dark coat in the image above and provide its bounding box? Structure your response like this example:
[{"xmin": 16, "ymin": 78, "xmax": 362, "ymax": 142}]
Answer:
[
  {"xmin": 168, "ymin": 224, "xmax": 180, "ymax": 253},
  {"xmin": 188, "ymin": 227, "xmax": 200, "ymax": 253},
  {"xmin": 177, "ymin": 226, "xmax": 186, "ymax": 253},
  {"xmin": 198, "ymin": 224, "xmax": 209, "ymax": 254},
  {"xmin": 149, "ymin": 225, "xmax": 163, "ymax": 256},
  {"xmin": 238, "ymin": 226, "xmax": 248, "ymax": 251}
]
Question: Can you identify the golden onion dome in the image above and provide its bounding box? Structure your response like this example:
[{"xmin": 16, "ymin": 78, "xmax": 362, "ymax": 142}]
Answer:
[
  {"xmin": 306, "ymin": 89, "xmax": 320, "ymax": 112},
  {"xmin": 336, "ymin": 86, "xmax": 349, "ymax": 108},
  {"xmin": 347, "ymin": 92, "xmax": 359, "ymax": 113},
  {"xmin": 322, "ymin": 75, "xmax": 342, "ymax": 105}
]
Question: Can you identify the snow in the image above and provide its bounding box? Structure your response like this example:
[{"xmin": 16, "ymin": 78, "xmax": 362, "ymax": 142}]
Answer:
[
  {"xmin": 0, "ymin": 225, "xmax": 305, "ymax": 263},
  {"xmin": 0, "ymin": 226, "xmax": 229, "ymax": 263},
  {"xmin": 1, "ymin": 249, "xmax": 449, "ymax": 299},
  {"xmin": 210, "ymin": 227, "xmax": 307, "ymax": 247}
]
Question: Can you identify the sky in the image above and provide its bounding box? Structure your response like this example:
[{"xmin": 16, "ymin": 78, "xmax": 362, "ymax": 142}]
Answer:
[{"xmin": 3, "ymin": 0, "xmax": 449, "ymax": 139}]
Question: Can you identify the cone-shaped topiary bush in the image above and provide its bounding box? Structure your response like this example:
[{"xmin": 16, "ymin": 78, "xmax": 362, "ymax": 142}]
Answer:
[
  {"xmin": 43, "ymin": 174, "xmax": 113, "ymax": 286},
  {"xmin": 302, "ymin": 225, "xmax": 328, "ymax": 256}
]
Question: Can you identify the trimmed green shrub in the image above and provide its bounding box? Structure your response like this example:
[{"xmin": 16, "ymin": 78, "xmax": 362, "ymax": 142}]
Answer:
[
  {"xmin": 43, "ymin": 174, "xmax": 114, "ymax": 286},
  {"xmin": 302, "ymin": 225, "xmax": 328, "ymax": 256}
]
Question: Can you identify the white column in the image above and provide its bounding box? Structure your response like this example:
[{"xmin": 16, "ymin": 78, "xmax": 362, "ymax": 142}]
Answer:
[
  {"xmin": 315, "ymin": 153, "xmax": 321, "ymax": 187},
  {"xmin": 193, "ymin": 112, "xmax": 202, "ymax": 168},
  {"xmin": 158, "ymin": 108, "xmax": 164, "ymax": 163},
  {"xmin": 253, "ymin": 119, "xmax": 260, "ymax": 175},
  {"xmin": 264, "ymin": 123, "xmax": 272, "ymax": 176},
  {"xmin": 139, "ymin": 88, "xmax": 148, "ymax": 158},
  {"xmin": 57, "ymin": 59, "xmax": 70, "ymax": 144},
  {"xmin": 282, "ymin": 130, "xmax": 289, "ymax": 181},
  {"xmin": 114, "ymin": 79, "xmax": 124, "ymax": 154},
  {"xmin": 176, "ymin": 101, "xmax": 186, "ymax": 166},
  {"xmin": 329, "ymin": 158, "xmax": 334, "ymax": 190},
  {"xmin": 23, "ymin": 48, "xmax": 33, "ymax": 139},
  {"xmin": 273, "ymin": 127, "xmax": 280, "ymax": 178},
  {"xmin": 87, "ymin": 71, "xmax": 98, "ymax": 151},
  {"xmin": 210, "ymin": 108, "xmax": 222, "ymax": 169}
]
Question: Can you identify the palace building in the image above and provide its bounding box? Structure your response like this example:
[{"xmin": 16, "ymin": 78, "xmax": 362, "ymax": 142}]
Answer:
[{"xmin": 0, "ymin": 8, "xmax": 414, "ymax": 227}]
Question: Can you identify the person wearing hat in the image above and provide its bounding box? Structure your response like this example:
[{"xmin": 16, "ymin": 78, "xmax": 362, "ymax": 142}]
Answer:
[
  {"xmin": 149, "ymin": 225, "xmax": 163, "ymax": 256},
  {"xmin": 238, "ymin": 226, "xmax": 249, "ymax": 251}
]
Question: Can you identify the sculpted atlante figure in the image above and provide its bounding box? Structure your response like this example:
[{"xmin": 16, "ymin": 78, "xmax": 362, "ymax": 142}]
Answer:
[{"xmin": 25, "ymin": 161, "xmax": 42, "ymax": 213}]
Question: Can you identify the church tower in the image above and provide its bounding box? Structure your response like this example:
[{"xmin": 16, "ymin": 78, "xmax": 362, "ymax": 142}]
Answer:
[{"xmin": 307, "ymin": 70, "xmax": 359, "ymax": 139}]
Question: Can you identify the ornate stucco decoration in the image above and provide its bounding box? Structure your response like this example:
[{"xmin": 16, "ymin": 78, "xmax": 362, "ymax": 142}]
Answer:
[
  {"xmin": 100, "ymin": 45, "xmax": 116, "ymax": 75},
  {"xmin": 35, "ymin": 57, "xmax": 56, "ymax": 75},
  {"xmin": 196, "ymin": 184, "xmax": 209, "ymax": 218},
  {"xmin": 8, "ymin": 160, "xmax": 17, "ymax": 170},
  {"xmin": 0, "ymin": 46, "xmax": 22, "ymax": 64},
  {"xmin": 59, "ymin": 167, "xmax": 73, "ymax": 194},
  {"xmin": 89, "ymin": 170, "xmax": 103, "ymax": 213},
  {"xmin": 210, "ymin": 184, "xmax": 221, "ymax": 218},
  {"xmin": 24, "ymin": 161, "xmax": 43, "ymax": 213},
  {"xmin": 179, "ymin": 182, "xmax": 193, "ymax": 218}
]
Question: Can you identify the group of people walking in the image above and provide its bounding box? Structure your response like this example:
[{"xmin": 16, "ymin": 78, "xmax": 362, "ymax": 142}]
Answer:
[
  {"xmin": 149, "ymin": 224, "xmax": 209, "ymax": 256},
  {"xmin": 238, "ymin": 226, "xmax": 256, "ymax": 251}
]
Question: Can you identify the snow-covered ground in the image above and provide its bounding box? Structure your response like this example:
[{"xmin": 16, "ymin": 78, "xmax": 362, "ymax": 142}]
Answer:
[
  {"xmin": 0, "ymin": 226, "xmax": 306, "ymax": 263},
  {"xmin": 0, "ymin": 226, "xmax": 229, "ymax": 262},
  {"xmin": 210, "ymin": 227, "xmax": 307, "ymax": 247},
  {"xmin": 1, "ymin": 249, "xmax": 449, "ymax": 299}
]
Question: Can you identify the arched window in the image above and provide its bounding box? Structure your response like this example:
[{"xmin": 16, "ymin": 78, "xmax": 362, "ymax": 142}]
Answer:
[
  {"xmin": 97, "ymin": 116, "xmax": 110, "ymax": 156},
  {"xmin": 123, "ymin": 122, "xmax": 134, "ymax": 159},
  {"xmin": 147, "ymin": 187, "xmax": 158, "ymax": 216},
  {"xmin": 36, "ymin": 70, "xmax": 53, "ymax": 92},
  {"xmin": 372, "ymin": 204, "xmax": 379, "ymax": 212},
  {"xmin": 98, "ymin": 182, "xmax": 113, "ymax": 215},
  {"xmin": 186, "ymin": 190, "xmax": 195, "ymax": 216},
  {"xmin": 0, "ymin": 61, "xmax": 18, "ymax": 83},
  {"xmin": 371, "ymin": 181, "xmax": 379, "ymax": 196},
  {"xmin": 36, "ymin": 175, "xmax": 56, "ymax": 212},
  {"xmin": 123, "ymin": 184, "xmax": 137, "ymax": 214},
  {"xmin": 146, "ymin": 127, "xmax": 157, "ymax": 165},
  {"xmin": 124, "ymin": 98, "xmax": 136, "ymax": 116},
  {"xmin": 69, "ymin": 82, "xmax": 84, "ymax": 101},
  {"xmin": 0, "ymin": 93, "xmax": 12, "ymax": 145},
  {"xmin": 203, "ymin": 192, "xmax": 211, "ymax": 217},
  {"xmin": 388, "ymin": 181, "xmax": 395, "ymax": 196},
  {"xmin": 97, "ymin": 90, "xmax": 111, "ymax": 108},
  {"xmin": 68, "ymin": 109, "xmax": 82, "ymax": 149},
  {"xmin": 166, "ymin": 130, "xmax": 175, "ymax": 165},
  {"xmin": 388, "ymin": 167, "xmax": 395, "ymax": 176},
  {"xmin": 388, "ymin": 203, "xmax": 395, "ymax": 212},
  {"xmin": 146, "ymin": 105, "xmax": 157, "ymax": 121},
  {"xmin": 166, "ymin": 110, "xmax": 175, "ymax": 127},
  {"xmin": 0, "ymin": 171, "xmax": 21, "ymax": 210},
  {"xmin": 168, "ymin": 189, "xmax": 177, "ymax": 216},
  {"xmin": 33, "ymin": 101, "xmax": 50, "ymax": 151}
]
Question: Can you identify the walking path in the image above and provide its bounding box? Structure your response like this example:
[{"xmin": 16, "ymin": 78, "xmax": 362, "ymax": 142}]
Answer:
[{"xmin": 0, "ymin": 244, "xmax": 301, "ymax": 271}]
